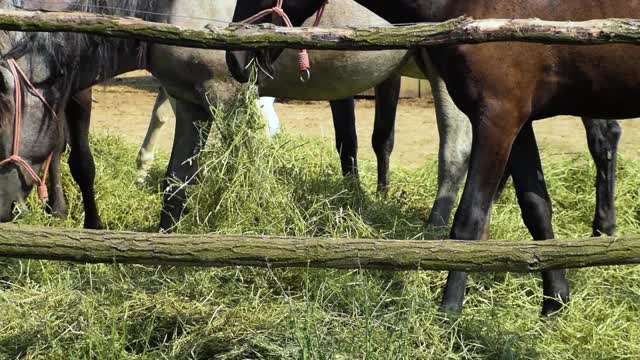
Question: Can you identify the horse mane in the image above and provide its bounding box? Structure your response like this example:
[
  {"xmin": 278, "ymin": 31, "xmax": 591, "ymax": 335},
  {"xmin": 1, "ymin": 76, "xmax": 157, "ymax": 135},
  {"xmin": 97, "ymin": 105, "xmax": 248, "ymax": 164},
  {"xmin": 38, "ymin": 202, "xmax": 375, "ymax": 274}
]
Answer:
[
  {"xmin": 2, "ymin": 0, "xmax": 161, "ymax": 79},
  {"xmin": 0, "ymin": 94, "xmax": 11, "ymax": 128}
]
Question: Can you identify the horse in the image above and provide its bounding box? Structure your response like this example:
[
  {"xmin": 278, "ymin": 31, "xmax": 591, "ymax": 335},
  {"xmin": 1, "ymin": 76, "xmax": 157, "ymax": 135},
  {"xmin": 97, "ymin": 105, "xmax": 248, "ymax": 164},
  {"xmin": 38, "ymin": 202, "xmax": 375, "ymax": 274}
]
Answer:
[
  {"xmin": 227, "ymin": 0, "xmax": 631, "ymax": 316},
  {"xmin": 0, "ymin": 0, "xmax": 620, "ymax": 238},
  {"xmin": 129, "ymin": 0, "xmax": 618, "ymax": 234},
  {"xmin": 0, "ymin": 48, "xmax": 98, "ymax": 227},
  {"xmin": 1, "ymin": 0, "xmax": 470, "ymax": 231}
]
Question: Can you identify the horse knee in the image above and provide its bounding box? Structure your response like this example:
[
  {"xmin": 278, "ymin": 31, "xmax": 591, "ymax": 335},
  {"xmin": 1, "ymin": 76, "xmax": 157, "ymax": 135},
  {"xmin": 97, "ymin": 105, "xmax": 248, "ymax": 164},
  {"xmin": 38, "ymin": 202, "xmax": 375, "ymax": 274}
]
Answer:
[
  {"xmin": 607, "ymin": 121, "xmax": 622, "ymax": 143},
  {"xmin": 136, "ymin": 147, "xmax": 155, "ymax": 170},
  {"xmin": 372, "ymin": 132, "xmax": 393, "ymax": 156}
]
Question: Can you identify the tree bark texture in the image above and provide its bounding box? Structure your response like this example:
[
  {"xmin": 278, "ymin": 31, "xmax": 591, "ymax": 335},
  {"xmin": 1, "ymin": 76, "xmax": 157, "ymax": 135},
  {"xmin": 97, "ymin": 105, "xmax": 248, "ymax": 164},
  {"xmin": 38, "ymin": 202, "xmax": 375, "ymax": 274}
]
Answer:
[
  {"xmin": 0, "ymin": 10, "xmax": 640, "ymax": 50},
  {"xmin": 0, "ymin": 225, "xmax": 639, "ymax": 272}
]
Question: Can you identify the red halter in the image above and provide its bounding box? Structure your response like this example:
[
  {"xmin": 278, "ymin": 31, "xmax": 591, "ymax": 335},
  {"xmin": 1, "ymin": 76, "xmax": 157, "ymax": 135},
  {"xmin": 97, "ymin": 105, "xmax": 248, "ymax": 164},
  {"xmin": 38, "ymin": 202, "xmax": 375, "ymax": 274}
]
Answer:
[
  {"xmin": 241, "ymin": 0, "xmax": 328, "ymax": 82},
  {"xmin": 0, "ymin": 58, "xmax": 58, "ymax": 202}
]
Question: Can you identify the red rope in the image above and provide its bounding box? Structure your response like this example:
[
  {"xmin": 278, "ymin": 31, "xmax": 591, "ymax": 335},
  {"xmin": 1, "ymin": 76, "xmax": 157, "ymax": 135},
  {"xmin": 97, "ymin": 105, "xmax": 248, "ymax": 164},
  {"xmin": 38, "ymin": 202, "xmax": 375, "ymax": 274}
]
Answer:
[
  {"xmin": 241, "ymin": 0, "xmax": 329, "ymax": 81},
  {"xmin": 0, "ymin": 59, "xmax": 57, "ymax": 202}
]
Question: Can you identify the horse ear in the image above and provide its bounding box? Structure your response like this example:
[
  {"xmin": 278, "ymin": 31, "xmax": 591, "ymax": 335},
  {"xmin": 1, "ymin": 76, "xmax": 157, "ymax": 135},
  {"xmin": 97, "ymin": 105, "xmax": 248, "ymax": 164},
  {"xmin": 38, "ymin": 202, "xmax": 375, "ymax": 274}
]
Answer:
[{"xmin": 20, "ymin": 0, "xmax": 75, "ymax": 11}]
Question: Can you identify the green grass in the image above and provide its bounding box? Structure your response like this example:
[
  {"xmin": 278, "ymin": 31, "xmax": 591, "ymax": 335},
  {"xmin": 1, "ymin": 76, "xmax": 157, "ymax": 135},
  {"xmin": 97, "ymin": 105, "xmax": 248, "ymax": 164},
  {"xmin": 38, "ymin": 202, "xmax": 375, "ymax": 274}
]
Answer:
[{"xmin": 3, "ymin": 85, "xmax": 640, "ymax": 358}]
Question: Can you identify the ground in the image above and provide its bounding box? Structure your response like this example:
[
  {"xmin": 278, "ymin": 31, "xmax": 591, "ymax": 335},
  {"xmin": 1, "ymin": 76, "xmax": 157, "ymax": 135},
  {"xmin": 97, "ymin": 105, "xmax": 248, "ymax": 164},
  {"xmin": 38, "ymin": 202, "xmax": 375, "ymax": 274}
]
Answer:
[
  {"xmin": 92, "ymin": 71, "xmax": 640, "ymax": 168},
  {"xmin": 5, "ymin": 72, "xmax": 640, "ymax": 358}
]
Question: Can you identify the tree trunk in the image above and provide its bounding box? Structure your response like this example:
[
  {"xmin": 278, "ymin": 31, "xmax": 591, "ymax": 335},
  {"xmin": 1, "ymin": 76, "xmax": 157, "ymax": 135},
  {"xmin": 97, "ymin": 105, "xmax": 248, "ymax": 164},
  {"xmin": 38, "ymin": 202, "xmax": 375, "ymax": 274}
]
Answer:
[
  {"xmin": 0, "ymin": 224, "xmax": 638, "ymax": 272},
  {"xmin": 0, "ymin": 10, "xmax": 639, "ymax": 50}
]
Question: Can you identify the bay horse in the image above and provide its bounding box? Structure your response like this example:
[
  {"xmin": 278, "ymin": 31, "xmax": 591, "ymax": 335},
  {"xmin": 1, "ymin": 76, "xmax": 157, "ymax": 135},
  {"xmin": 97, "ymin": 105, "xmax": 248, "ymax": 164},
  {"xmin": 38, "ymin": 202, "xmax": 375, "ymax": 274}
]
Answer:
[{"xmin": 227, "ymin": 0, "xmax": 632, "ymax": 316}]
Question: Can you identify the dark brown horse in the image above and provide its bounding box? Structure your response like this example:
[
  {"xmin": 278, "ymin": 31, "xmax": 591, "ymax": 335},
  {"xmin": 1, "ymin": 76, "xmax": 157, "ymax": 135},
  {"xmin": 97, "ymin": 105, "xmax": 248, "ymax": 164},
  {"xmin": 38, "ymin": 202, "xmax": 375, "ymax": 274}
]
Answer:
[{"xmin": 228, "ymin": 0, "xmax": 635, "ymax": 316}]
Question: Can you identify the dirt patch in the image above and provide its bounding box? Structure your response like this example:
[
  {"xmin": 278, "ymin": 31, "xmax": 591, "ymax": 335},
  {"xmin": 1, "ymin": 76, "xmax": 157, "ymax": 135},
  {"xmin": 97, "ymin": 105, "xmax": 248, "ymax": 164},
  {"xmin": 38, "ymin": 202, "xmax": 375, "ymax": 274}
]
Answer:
[{"xmin": 92, "ymin": 71, "xmax": 640, "ymax": 168}]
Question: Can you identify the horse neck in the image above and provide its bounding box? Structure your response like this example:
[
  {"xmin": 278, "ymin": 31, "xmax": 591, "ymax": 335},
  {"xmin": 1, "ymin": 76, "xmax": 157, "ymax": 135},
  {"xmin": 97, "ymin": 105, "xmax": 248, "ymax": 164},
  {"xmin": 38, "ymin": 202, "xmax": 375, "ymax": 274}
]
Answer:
[
  {"xmin": 66, "ymin": 0, "xmax": 176, "ymax": 90},
  {"xmin": 61, "ymin": 35, "xmax": 146, "ymax": 94}
]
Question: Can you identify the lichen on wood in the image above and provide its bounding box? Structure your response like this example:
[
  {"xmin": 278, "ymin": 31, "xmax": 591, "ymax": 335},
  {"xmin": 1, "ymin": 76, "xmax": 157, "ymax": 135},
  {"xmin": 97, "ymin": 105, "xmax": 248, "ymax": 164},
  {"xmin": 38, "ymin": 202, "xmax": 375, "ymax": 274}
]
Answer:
[
  {"xmin": 0, "ymin": 10, "xmax": 640, "ymax": 50},
  {"xmin": 0, "ymin": 224, "xmax": 639, "ymax": 272}
]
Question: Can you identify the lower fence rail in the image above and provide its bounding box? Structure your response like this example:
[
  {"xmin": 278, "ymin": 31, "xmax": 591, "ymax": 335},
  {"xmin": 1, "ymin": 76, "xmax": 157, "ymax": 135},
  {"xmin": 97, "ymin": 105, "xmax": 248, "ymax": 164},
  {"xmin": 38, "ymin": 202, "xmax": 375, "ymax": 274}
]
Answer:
[{"xmin": 1, "ymin": 224, "xmax": 639, "ymax": 272}]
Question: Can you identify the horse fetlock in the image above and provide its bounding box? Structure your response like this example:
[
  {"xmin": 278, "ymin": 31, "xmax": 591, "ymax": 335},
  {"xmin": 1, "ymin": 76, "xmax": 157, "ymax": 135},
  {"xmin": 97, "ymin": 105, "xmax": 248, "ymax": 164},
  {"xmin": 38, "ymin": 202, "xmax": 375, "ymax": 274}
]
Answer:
[
  {"xmin": 136, "ymin": 148, "xmax": 156, "ymax": 170},
  {"xmin": 440, "ymin": 271, "xmax": 469, "ymax": 315},
  {"xmin": 376, "ymin": 179, "xmax": 390, "ymax": 194},
  {"xmin": 427, "ymin": 195, "xmax": 456, "ymax": 228},
  {"xmin": 592, "ymin": 216, "xmax": 616, "ymax": 237},
  {"xmin": 47, "ymin": 199, "xmax": 68, "ymax": 219},
  {"xmin": 84, "ymin": 217, "xmax": 104, "ymax": 230}
]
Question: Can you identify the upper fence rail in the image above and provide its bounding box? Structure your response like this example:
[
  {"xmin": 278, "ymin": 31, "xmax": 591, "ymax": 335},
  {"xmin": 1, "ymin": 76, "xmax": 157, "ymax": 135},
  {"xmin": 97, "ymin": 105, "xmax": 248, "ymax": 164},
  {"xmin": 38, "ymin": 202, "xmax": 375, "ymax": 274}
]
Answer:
[{"xmin": 0, "ymin": 9, "xmax": 639, "ymax": 50}]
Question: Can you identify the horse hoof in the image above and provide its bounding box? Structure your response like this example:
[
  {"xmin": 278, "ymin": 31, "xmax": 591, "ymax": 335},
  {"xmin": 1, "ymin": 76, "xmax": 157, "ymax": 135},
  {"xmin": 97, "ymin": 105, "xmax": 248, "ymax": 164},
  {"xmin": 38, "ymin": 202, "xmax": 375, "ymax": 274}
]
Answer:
[
  {"xmin": 439, "ymin": 301, "xmax": 463, "ymax": 316},
  {"xmin": 541, "ymin": 285, "xmax": 570, "ymax": 317},
  {"xmin": 376, "ymin": 183, "xmax": 390, "ymax": 194},
  {"xmin": 541, "ymin": 301, "xmax": 564, "ymax": 317},
  {"xmin": 136, "ymin": 172, "xmax": 149, "ymax": 186},
  {"xmin": 84, "ymin": 219, "xmax": 104, "ymax": 230}
]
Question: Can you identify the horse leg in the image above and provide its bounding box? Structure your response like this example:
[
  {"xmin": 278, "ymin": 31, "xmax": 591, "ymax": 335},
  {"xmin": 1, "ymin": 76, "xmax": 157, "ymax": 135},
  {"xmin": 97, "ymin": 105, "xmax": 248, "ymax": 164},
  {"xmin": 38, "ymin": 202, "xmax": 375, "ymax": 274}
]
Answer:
[
  {"xmin": 330, "ymin": 98, "xmax": 358, "ymax": 178},
  {"xmin": 159, "ymin": 99, "xmax": 211, "ymax": 232},
  {"xmin": 440, "ymin": 105, "xmax": 525, "ymax": 314},
  {"xmin": 508, "ymin": 123, "xmax": 569, "ymax": 316},
  {"xmin": 137, "ymin": 87, "xmax": 175, "ymax": 183},
  {"xmin": 372, "ymin": 74, "xmax": 401, "ymax": 193},
  {"xmin": 257, "ymin": 97, "xmax": 281, "ymax": 137},
  {"xmin": 582, "ymin": 118, "xmax": 621, "ymax": 236},
  {"xmin": 67, "ymin": 88, "xmax": 102, "ymax": 229},
  {"xmin": 421, "ymin": 55, "xmax": 472, "ymax": 228},
  {"xmin": 45, "ymin": 151, "xmax": 67, "ymax": 218}
]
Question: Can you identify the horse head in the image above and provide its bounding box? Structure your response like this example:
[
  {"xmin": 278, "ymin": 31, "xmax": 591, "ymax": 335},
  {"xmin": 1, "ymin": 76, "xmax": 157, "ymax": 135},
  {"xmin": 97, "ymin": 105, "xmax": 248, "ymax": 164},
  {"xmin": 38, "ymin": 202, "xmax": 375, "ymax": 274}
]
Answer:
[
  {"xmin": 0, "ymin": 46, "xmax": 67, "ymax": 222},
  {"xmin": 226, "ymin": 0, "xmax": 327, "ymax": 84}
]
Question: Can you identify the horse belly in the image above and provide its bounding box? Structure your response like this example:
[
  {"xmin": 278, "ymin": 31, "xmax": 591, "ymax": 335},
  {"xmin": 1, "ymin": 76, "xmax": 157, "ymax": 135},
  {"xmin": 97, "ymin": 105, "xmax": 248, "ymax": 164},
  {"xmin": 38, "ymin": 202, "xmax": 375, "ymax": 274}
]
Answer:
[
  {"xmin": 259, "ymin": 0, "xmax": 409, "ymax": 100},
  {"xmin": 259, "ymin": 49, "xmax": 407, "ymax": 100},
  {"xmin": 541, "ymin": 45, "xmax": 640, "ymax": 119}
]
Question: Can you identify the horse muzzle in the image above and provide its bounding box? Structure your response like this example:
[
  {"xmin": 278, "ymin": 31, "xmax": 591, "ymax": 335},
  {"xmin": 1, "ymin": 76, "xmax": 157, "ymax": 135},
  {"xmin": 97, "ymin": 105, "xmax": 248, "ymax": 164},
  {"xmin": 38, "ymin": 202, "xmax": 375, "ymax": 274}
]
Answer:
[
  {"xmin": 226, "ymin": 49, "xmax": 279, "ymax": 84},
  {"xmin": 0, "ymin": 169, "xmax": 28, "ymax": 222}
]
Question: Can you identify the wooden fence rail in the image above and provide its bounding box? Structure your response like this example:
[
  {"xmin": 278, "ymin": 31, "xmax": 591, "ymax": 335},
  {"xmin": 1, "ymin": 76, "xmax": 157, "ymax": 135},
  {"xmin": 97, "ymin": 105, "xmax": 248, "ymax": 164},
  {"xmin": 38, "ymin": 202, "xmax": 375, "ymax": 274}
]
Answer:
[
  {"xmin": 0, "ymin": 225, "xmax": 639, "ymax": 272},
  {"xmin": 0, "ymin": 10, "xmax": 640, "ymax": 50},
  {"xmin": 1, "ymin": 12, "xmax": 640, "ymax": 272}
]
